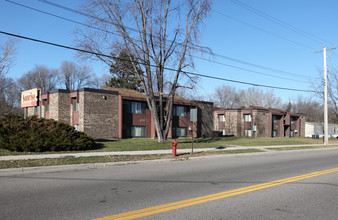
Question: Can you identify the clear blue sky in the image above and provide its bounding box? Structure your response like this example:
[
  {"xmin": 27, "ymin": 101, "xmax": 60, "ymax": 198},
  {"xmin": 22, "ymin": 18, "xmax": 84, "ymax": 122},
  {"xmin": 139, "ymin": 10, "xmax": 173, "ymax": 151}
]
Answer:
[{"xmin": 1, "ymin": 0, "xmax": 337, "ymax": 103}]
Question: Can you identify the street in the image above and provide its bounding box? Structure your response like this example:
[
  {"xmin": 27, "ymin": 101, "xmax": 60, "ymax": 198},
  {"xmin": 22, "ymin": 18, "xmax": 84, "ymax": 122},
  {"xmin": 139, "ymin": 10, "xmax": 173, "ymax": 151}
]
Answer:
[{"xmin": 1, "ymin": 148, "xmax": 338, "ymax": 220}]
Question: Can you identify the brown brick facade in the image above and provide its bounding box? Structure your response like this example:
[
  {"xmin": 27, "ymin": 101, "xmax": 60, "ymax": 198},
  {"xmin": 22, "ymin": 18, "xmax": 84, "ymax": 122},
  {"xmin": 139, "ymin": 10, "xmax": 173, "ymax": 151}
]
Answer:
[
  {"xmin": 22, "ymin": 87, "xmax": 214, "ymax": 140},
  {"xmin": 214, "ymin": 109, "xmax": 242, "ymax": 136},
  {"xmin": 214, "ymin": 106, "xmax": 305, "ymax": 138},
  {"xmin": 196, "ymin": 101, "xmax": 215, "ymax": 138},
  {"xmin": 80, "ymin": 89, "xmax": 119, "ymax": 139}
]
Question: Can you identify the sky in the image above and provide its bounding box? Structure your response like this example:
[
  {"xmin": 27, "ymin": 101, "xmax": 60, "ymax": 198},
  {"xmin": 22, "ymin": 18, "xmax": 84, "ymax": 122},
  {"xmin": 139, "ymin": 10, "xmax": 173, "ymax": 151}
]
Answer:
[{"xmin": 0, "ymin": 0, "xmax": 337, "ymax": 104}]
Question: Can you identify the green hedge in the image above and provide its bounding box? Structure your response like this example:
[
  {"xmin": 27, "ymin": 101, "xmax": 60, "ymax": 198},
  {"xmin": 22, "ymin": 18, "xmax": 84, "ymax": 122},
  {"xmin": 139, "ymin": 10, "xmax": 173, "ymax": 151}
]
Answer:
[{"xmin": 0, "ymin": 115, "xmax": 96, "ymax": 152}]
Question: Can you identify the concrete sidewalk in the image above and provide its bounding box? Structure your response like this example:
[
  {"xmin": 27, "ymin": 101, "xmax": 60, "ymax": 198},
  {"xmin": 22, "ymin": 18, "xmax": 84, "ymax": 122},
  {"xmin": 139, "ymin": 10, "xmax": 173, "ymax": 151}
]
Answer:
[{"xmin": 0, "ymin": 144, "xmax": 336, "ymax": 161}]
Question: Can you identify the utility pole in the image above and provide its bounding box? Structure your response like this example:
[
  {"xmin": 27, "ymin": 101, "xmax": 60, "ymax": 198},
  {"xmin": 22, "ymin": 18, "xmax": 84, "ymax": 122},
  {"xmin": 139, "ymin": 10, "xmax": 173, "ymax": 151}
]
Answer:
[{"xmin": 315, "ymin": 45, "xmax": 336, "ymax": 147}]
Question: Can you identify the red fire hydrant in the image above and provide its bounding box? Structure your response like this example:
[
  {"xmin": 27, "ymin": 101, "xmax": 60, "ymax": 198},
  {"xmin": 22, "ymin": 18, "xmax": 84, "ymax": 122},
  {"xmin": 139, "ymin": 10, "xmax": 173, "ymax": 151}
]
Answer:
[{"xmin": 172, "ymin": 139, "xmax": 178, "ymax": 156}]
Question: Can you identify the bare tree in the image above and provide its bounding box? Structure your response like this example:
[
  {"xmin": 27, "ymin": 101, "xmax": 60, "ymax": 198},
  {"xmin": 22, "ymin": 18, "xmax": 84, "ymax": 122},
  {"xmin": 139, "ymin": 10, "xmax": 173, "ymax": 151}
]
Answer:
[
  {"xmin": 58, "ymin": 61, "xmax": 94, "ymax": 90},
  {"xmin": 0, "ymin": 37, "xmax": 17, "ymax": 78},
  {"xmin": 76, "ymin": 0, "xmax": 211, "ymax": 142},
  {"xmin": 289, "ymin": 95, "xmax": 323, "ymax": 122},
  {"xmin": 0, "ymin": 37, "xmax": 20, "ymax": 115},
  {"xmin": 212, "ymin": 86, "xmax": 282, "ymax": 109},
  {"xmin": 213, "ymin": 85, "xmax": 239, "ymax": 108},
  {"xmin": 175, "ymin": 83, "xmax": 212, "ymax": 102},
  {"xmin": 237, "ymin": 87, "xmax": 282, "ymax": 108},
  {"xmin": 314, "ymin": 68, "xmax": 338, "ymax": 122},
  {"xmin": 0, "ymin": 78, "xmax": 22, "ymax": 115},
  {"xmin": 90, "ymin": 73, "xmax": 111, "ymax": 89},
  {"xmin": 18, "ymin": 65, "xmax": 58, "ymax": 94}
]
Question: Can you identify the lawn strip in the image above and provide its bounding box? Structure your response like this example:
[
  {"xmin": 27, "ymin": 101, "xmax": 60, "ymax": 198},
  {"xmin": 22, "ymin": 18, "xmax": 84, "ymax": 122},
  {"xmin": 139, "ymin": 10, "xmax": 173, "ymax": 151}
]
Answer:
[
  {"xmin": 1, "ymin": 137, "xmax": 337, "ymax": 157},
  {"xmin": 267, "ymin": 146, "xmax": 326, "ymax": 151},
  {"xmin": 0, "ymin": 149, "xmax": 265, "ymax": 169},
  {"xmin": 0, "ymin": 154, "xmax": 167, "ymax": 169},
  {"xmin": 194, "ymin": 149, "xmax": 265, "ymax": 156}
]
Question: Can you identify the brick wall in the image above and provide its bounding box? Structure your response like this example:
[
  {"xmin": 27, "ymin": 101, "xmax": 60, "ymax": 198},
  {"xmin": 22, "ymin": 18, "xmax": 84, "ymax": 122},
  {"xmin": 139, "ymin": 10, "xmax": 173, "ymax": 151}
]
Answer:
[
  {"xmin": 300, "ymin": 116, "xmax": 306, "ymax": 137},
  {"xmin": 214, "ymin": 109, "xmax": 241, "ymax": 137},
  {"xmin": 81, "ymin": 88, "xmax": 119, "ymax": 139},
  {"xmin": 252, "ymin": 110, "xmax": 270, "ymax": 137},
  {"xmin": 196, "ymin": 101, "xmax": 214, "ymax": 138},
  {"xmin": 227, "ymin": 110, "xmax": 241, "ymax": 136},
  {"xmin": 48, "ymin": 90, "xmax": 70, "ymax": 124}
]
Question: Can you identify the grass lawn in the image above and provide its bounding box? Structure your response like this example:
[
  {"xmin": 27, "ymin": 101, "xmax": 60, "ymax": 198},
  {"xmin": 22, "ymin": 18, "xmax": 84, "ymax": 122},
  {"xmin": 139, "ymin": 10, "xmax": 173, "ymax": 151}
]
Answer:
[
  {"xmin": 1, "ymin": 137, "xmax": 337, "ymax": 156},
  {"xmin": 95, "ymin": 137, "xmax": 338, "ymax": 150},
  {"xmin": 215, "ymin": 136, "xmax": 338, "ymax": 146}
]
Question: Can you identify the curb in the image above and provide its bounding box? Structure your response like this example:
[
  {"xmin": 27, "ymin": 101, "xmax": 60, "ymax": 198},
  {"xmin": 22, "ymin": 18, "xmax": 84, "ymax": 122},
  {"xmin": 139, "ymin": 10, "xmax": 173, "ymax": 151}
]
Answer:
[{"xmin": 1, "ymin": 147, "xmax": 338, "ymax": 176}]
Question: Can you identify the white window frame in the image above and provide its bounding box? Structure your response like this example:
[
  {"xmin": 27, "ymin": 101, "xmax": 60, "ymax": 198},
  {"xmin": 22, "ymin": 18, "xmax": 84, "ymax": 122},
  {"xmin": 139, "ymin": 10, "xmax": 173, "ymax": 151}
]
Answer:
[
  {"xmin": 220, "ymin": 129, "xmax": 226, "ymax": 136},
  {"xmin": 244, "ymin": 114, "xmax": 252, "ymax": 122},
  {"xmin": 73, "ymin": 98, "xmax": 79, "ymax": 111},
  {"xmin": 219, "ymin": 114, "xmax": 225, "ymax": 122},
  {"xmin": 272, "ymin": 130, "xmax": 278, "ymax": 137},
  {"xmin": 244, "ymin": 129, "xmax": 252, "ymax": 137}
]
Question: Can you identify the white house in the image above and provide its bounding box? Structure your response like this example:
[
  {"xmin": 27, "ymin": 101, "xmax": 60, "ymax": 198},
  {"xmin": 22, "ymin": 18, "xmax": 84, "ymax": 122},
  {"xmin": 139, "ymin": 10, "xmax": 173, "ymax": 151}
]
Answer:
[{"xmin": 305, "ymin": 122, "xmax": 338, "ymax": 138}]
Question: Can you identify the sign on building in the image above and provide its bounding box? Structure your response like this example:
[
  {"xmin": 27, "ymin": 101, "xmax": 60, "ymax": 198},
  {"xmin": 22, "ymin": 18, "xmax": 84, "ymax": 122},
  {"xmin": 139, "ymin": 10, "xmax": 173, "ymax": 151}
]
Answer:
[{"xmin": 21, "ymin": 88, "xmax": 41, "ymax": 108}]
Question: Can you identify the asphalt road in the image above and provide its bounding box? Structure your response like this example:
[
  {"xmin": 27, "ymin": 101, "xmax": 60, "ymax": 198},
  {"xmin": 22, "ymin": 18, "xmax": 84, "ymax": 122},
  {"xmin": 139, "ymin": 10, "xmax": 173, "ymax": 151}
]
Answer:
[{"xmin": 1, "ymin": 148, "xmax": 338, "ymax": 220}]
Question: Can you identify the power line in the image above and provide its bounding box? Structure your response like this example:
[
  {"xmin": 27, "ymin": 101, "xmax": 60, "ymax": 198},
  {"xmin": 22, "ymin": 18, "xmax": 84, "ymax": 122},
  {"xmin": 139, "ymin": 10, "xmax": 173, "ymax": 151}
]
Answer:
[
  {"xmin": 5, "ymin": 0, "xmax": 121, "ymax": 38},
  {"xmin": 184, "ymin": 71, "xmax": 314, "ymax": 92},
  {"xmin": 0, "ymin": 30, "xmax": 315, "ymax": 93},
  {"xmin": 212, "ymin": 9, "xmax": 315, "ymax": 50},
  {"xmin": 230, "ymin": 0, "xmax": 335, "ymax": 47},
  {"xmin": 36, "ymin": 0, "xmax": 139, "ymax": 33},
  {"xmin": 192, "ymin": 55, "xmax": 311, "ymax": 83},
  {"xmin": 6, "ymin": 0, "xmax": 314, "ymax": 81},
  {"xmin": 32, "ymin": 0, "xmax": 312, "ymax": 79},
  {"xmin": 6, "ymin": 0, "xmax": 314, "ymax": 82},
  {"xmin": 327, "ymin": 59, "xmax": 338, "ymax": 70},
  {"xmin": 207, "ymin": 52, "xmax": 311, "ymax": 79}
]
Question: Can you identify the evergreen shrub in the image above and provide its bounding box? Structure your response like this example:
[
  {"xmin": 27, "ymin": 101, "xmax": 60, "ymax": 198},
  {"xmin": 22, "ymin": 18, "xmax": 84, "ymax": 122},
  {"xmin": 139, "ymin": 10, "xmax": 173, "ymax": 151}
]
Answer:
[{"xmin": 0, "ymin": 115, "xmax": 95, "ymax": 152}]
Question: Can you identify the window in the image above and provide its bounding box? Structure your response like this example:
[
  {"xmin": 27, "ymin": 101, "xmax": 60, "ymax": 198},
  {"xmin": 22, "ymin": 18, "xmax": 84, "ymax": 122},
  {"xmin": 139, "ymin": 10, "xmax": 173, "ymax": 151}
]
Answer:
[
  {"xmin": 219, "ymin": 114, "xmax": 225, "ymax": 122},
  {"xmin": 131, "ymin": 102, "xmax": 146, "ymax": 114},
  {"xmin": 272, "ymin": 115, "xmax": 279, "ymax": 124},
  {"xmin": 127, "ymin": 126, "xmax": 146, "ymax": 137},
  {"xmin": 220, "ymin": 129, "xmax": 226, "ymax": 136},
  {"xmin": 244, "ymin": 114, "xmax": 252, "ymax": 122},
  {"xmin": 290, "ymin": 117, "xmax": 295, "ymax": 124},
  {"xmin": 74, "ymin": 124, "xmax": 79, "ymax": 131},
  {"xmin": 73, "ymin": 98, "xmax": 79, "ymax": 111},
  {"xmin": 244, "ymin": 130, "xmax": 252, "ymax": 137},
  {"xmin": 173, "ymin": 106, "xmax": 187, "ymax": 116},
  {"xmin": 45, "ymin": 104, "xmax": 49, "ymax": 112},
  {"xmin": 173, "ymin": 127, "xmax": 187, "ymax": 137},
  {"xmin": 126, "ymin": 101, "xmax": 146, "ymax": 114},
  {"xmin": 33, "ymin": 106, "xmax": 38, "ymax": 115},
  {"xmin": 290, "ymin": 130, "xmax": 295, "ymax": 137},
  {"xmin": 272, "ymin": 130, "xmax": 278, "ymax": 137}
]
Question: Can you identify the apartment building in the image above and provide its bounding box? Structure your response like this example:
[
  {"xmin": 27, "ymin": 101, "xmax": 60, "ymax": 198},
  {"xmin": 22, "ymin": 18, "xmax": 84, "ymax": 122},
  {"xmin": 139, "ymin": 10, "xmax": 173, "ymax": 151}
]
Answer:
[
  {"xmin": 21, "ymin": 87, "xmax": 214, "ymax": 139},
  {"xmin": 214, "ymin": 106, "xmax": 305, "ymax": 138}
]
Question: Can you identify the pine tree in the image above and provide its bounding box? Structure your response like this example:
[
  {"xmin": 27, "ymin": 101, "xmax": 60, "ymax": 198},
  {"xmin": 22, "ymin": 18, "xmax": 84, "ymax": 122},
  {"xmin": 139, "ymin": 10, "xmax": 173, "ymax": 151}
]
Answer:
[{"xmin": 106, "ymin": 50, "xmax": 143, "ymax": 92}]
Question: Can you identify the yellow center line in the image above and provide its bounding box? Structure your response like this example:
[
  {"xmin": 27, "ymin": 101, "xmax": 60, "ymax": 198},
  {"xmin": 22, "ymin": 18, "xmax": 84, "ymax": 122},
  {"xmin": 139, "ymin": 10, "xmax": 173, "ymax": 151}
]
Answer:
[{"xmin": 94, "ymin": 167, "xmax": 338, "ymax": 220}]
